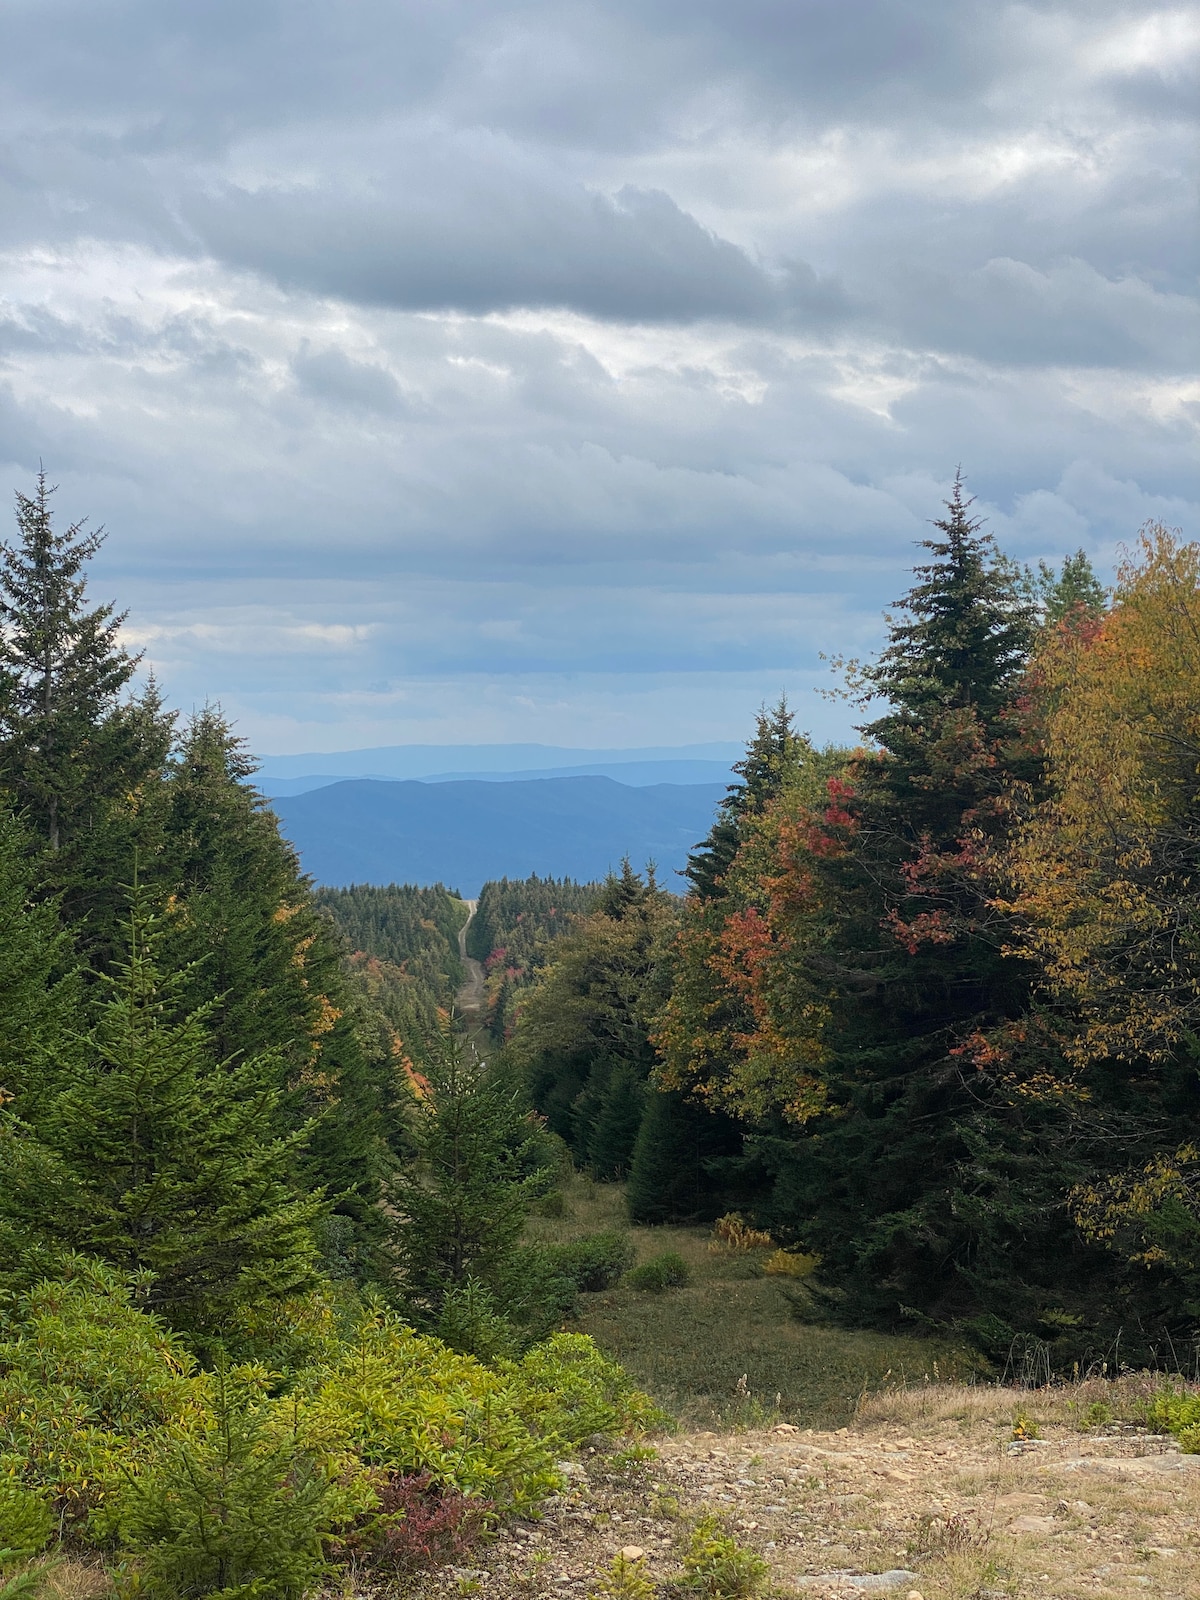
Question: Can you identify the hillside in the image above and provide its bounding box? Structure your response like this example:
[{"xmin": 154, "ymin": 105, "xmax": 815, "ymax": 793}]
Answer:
[{"xmin": 270, "ymin": 775, "xmax": 724, "ymax": 893}]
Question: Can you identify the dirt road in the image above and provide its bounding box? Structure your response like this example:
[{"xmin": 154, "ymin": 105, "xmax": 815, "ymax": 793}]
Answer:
[{"xmin": 456, "ymin": 898, "xmax": 486, "ymax": 1022}]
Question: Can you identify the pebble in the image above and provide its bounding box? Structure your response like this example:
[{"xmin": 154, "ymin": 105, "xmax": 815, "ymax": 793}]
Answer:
[{"xmin": 618, "ymin": 1547, "xmax": 645, "ymax": 1562}]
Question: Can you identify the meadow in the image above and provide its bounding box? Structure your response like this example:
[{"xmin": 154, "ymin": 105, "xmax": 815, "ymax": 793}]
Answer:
[{"xmin": 525, "ymin": 1176, "xmax": 976, "ymax": 1430}]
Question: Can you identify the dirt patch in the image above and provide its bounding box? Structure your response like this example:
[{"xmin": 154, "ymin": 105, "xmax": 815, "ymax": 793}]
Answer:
[{"xmin": 427, "ymin": 1402, "xmax": 1199, "ymax": 1600}]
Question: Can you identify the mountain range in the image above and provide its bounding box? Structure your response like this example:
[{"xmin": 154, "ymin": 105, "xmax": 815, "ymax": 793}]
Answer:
[{"xmin": 269, "ymin": 774, "xmax": 725, "ymax": 895}]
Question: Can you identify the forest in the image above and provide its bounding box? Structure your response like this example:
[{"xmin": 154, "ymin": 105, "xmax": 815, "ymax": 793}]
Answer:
[
  {"xmin": 1, "ymin": 470, "xmax": 1198, "ymax": 1598},
  {"xmin": 497, "ymin": 483, "xmax": 1200, "ymax": 1373}
]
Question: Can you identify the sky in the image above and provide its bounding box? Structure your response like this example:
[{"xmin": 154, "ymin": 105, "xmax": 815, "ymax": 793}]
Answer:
[{"xmin": 1, "ymin": 1, "xmax": 1196, "ymax": 756}]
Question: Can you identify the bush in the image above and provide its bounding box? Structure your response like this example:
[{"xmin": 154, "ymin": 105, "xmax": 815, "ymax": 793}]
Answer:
[
  {"xmin": 678, "ymin": 1516, "xmax": 768, "ymax": 1599},
  {"xmin": 545, "ymin": 1232, "xmax": 637, "ymax": 1293},
  {"xmin": 762, "ymin": 1249, "xmax": 818, "ymax": 1279},
  {"xmin": 498, "ymin": 1234, "xmax": 637, "ymax": 1346},
  {"xmin": 435, "ymin": 1277, "xmax": 521, "ymax": 1362},
  {"xmin": 0, "ymin": 1262, "xmax": 203, "ymax": 1525},
  {"xmin": 502, "ymin": 1332, "xmax": 665, "ymax": 1446},
  {"xmin": 1145, "ymin": 1386, "xmax": 1200, "ymax": 1452},
  {"xmin": 330, "ymin": 1471, "xmax": 489, "ymax": 1576},
  {"xmin": 0, "ymin": 1482, "xmax": 53, "ymax": 1560},
  {"xmin": 115, "ymin": 1365, "xmax": 340, "ymax": 1600},
  {"xmin": 626, "ymin": 1253, "xmax": 691, "ymax": 1293},
  {"xmin": 710, "ymin": 1215, "xmax": 772, "ymax": 1252}
]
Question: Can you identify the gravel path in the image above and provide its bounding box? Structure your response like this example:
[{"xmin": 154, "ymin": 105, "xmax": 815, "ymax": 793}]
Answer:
[
  {"xmin": 456, "ymin": 898, "xmax": 485, "ymax": 1021},
  {"xmin": 431, "ymin": 1412, "xmax": 1199, "ymax": 1600}
]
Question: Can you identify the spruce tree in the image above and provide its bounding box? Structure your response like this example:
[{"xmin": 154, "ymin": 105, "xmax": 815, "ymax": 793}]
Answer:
[
  {"xmin": 584, "ymin": 1059, "xmax": 645, "ymax": 1179},
  {"xmin": 0, "ymin": 805, "xmax": 76, "ymax": 1116},
  {"xmin": 752, "ymin": 477, "xmax": 1042, "ymax": 1322},
  {"xmin": 686, "ymin": 699, "xmax": 810, "ymax": 899},
  {"xmin": 0, "ymin": 891, "xmax": 323, "ymax": 1334},
  {"xmin": 0, "ymin": 474, "xmax": 150, "ymax": 853},
  {"xmin": 387, "ymin": 1019, "xmax": 553, "ymax": 1325},
  {"xmin": 626, "ymin": 1088, "xmax": 742, "ymax": 1224},
  {"xmin": 509, "ymin": 865, "xmax": 676, "ymax": 1168},
  {"xmin": 159, "ymin": 709, "xmax": 390, "ymax": 1270}
]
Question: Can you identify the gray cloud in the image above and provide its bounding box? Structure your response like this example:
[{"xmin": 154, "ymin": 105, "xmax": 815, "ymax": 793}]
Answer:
[{"xmin": 0, "ymin": 0, "xmax": 1194, "ymax": 751}]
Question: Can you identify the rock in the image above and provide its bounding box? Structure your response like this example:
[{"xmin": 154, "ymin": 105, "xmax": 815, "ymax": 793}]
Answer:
[
  {"xmin": 772, "ymin": 1423, "xmax": 799, "ymax": 1434},
  {"xmin": 618, "ymin": 1547, "xmax": 645, "ymax": 1562},
  {"xmin": 1009, "ymin": 1515, "xmax": 1057, "ymax": 1534},
  {"xmin": 795, "ymin": 1575, "xmax": 920, "ymax": 1593}
]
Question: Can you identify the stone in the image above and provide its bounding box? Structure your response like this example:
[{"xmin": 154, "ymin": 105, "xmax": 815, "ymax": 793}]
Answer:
[
  {"xmin": 1009, "ymin": 1516, "xmax": 1058, "ymax": 1534},
  {"xmin": 618, "ymin": 1547, "xmax": 645, "ymax": 1562},
  {"xmin": 773, "ymin": 1423, "xmax": 799, "ymax": 1434},
  {"xmin": 795, "ymin": 1575, "xmax": 919, "ymax": 1593}
]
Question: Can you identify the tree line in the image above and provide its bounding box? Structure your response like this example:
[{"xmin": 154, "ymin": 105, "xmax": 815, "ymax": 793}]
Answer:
[
  {"xmin": 505, "ymin": 480, "xmax": 1200, "ymax": 1369},
  {"xmin": 0, "ymin": 475, "xmax": 655, "ymax": 1595}
]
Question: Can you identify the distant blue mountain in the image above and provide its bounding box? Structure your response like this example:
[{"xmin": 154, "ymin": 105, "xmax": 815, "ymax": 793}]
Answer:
[
  {"xmin": 269, "ymin": 776, "xmax": 725, "ymax": 896},
  {"xmin": 258, "ymin": 757, "xmax": 736, "ymax": 798},
  {"xmin": 256, "ymin": 740, "xmax": 742, "ymax": 782}
]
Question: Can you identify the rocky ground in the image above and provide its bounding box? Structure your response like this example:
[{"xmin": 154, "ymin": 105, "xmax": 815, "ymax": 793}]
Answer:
[{"xmin": 435, "ymin": 1387, "xmax": 1200, "ymax": 1600}]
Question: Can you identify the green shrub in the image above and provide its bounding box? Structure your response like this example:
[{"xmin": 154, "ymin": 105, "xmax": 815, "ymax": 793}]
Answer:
[
  {"xmin": 116, "ymin": 1365, "xmax": 341, "ymax": 1600},
  {"xmin": 548, "ymin": 1232, "xmax": 637, "ymax": 1293},
  {"xmin": 1145, "ymin": 1387, "xmax": 1200, "ymax": 1452},
  {"xmin": 502, "ymin": 1332, "xmax": 665, "ymax": 1446},
  {"xmin": 0, "ymin": 1262, "xmax": 203, "ymax": 1524},
  {"xmin": 435, "ymin": 1278, "xmax": 520, "ymax": 1362},
  {"xmin": 496, "ymin": 1234, "xmax": 636, "ymax": 1346},
  {"xmin": 678, "ymin": 1516, "xmax": 768, "ymax": 1599},
  {"xmin": 590, "ymin": 1552, "xmax": 655, "ymax": 1600},
  {"xmin": 0, "ymin": 1481, "xmax": 53, "ymax": 1560},
  {"xmin": 300, "ymin": 1309, "xmax": 559, "ymax": 1512},
  {"xmin": 626, "ymin": 1253, "xmax": 691, "ymax": 1293}
]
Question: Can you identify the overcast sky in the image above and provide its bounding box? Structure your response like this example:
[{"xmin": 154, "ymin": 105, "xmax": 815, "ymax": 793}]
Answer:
[{"xmin": 1, "ymin": 1, "xmax": 1196, "ymax": 755}]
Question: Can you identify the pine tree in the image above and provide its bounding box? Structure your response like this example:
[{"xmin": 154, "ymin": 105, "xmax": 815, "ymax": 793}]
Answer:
[
  {"xmin": 686, "ymin": 699, "xmax": 810, "ymax": 900},
  {"xmin": 0, "ymin": 891, "xmax": 323, "ymax": 1334},
  {"xmin": 0, "ymin": 474, "xmax": 146, "ymax": 853},
  {"xmin": 158, "ymin": 709, "xmax": 390, "ymax": 1271},
  {"xmin": 0, "ymin": 805, "xmax": 76, "ymax": 1116},
  {"xmin": 387, "ymin": 1019, "xmax": 553, "ymax": 1325}
]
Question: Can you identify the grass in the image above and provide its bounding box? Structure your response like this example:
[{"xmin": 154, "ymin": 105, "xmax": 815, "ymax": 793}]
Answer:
[{"xmin": 525, "ymin": 1174, "xmax": 974, "ymax": 1430}]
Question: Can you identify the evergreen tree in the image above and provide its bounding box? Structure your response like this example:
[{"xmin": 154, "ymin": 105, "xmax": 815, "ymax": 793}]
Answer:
[
  {"xmin": 626, "ymin": 1088, "xmax": 742, "ymax": 1224},
  {"xmin": 508, "ymin": 864, "xmax": 676, "ymax": 1171},
  {"xmin": 387, "ymin": 1019, "xmax": 553, "ymax": 1326},
  {"xmin": 0, "ymin": 891, "xmax": 323, "ymax": 1333},
  {"xmin": 749, "ymin": 479, "xmax": 1039, "ymax": 1321},
  {"xmin": 581, "ymin": 1058, "xmax": 645, "ymax": 1179},
  {"xmin": 1030, "ymin": 548, "xmax": 1108, "ymax": 630},
  {"xmin": 158, "ymin": 709, "xmax": 390, "ymax": 1270},
  {"xmin": 686, "ymin": 699, "xmax": 810, "ymax": 900},
  {"xmin": 0, "ymin": 805, "xmax": 76, "ymax": 1116},
  {"xmin": 0, "ymin": 474, "xmax": 160, "ymax": 855}
]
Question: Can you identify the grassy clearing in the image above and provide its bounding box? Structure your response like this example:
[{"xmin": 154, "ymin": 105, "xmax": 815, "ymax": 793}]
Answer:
[{"xmin": 525, "ymin": 1174, "xmax": 973, "ymax": 1429}]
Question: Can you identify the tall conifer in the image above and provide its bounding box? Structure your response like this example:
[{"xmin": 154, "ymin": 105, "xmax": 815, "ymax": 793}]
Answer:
[
  {"xmin": 0, "ymin": 475, "xmax": 144, "ymax": 852},
  {"xmin": 0, "ymin": 891, "xmax": 322, "ymax": 1332}
]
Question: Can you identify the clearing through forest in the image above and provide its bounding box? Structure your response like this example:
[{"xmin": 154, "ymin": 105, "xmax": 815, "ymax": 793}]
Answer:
[{"xmin": 456, "ymin": 898, "xmax": 485, "ymax": 1022}]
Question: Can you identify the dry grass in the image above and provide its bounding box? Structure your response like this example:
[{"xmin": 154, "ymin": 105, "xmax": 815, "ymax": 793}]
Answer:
[
  {"xmin": 3, "ymin": 1559, "xmax": 112, "ymax": 1600},
  {"xmin": 857, "ymin": 1370, "xmax": 1199, "ymax": 1437}
]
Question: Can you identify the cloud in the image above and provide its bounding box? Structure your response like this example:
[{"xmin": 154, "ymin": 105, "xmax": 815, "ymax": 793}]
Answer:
[{"xmin": 0, "ymin": 0, "xmax": 1194, "ymax": 751}]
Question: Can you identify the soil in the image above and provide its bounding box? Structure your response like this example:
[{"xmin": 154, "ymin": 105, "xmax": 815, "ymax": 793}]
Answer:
[{"xmin": 430, "ymin": 1409, "xmax": 1200, "ymax": 1600}]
